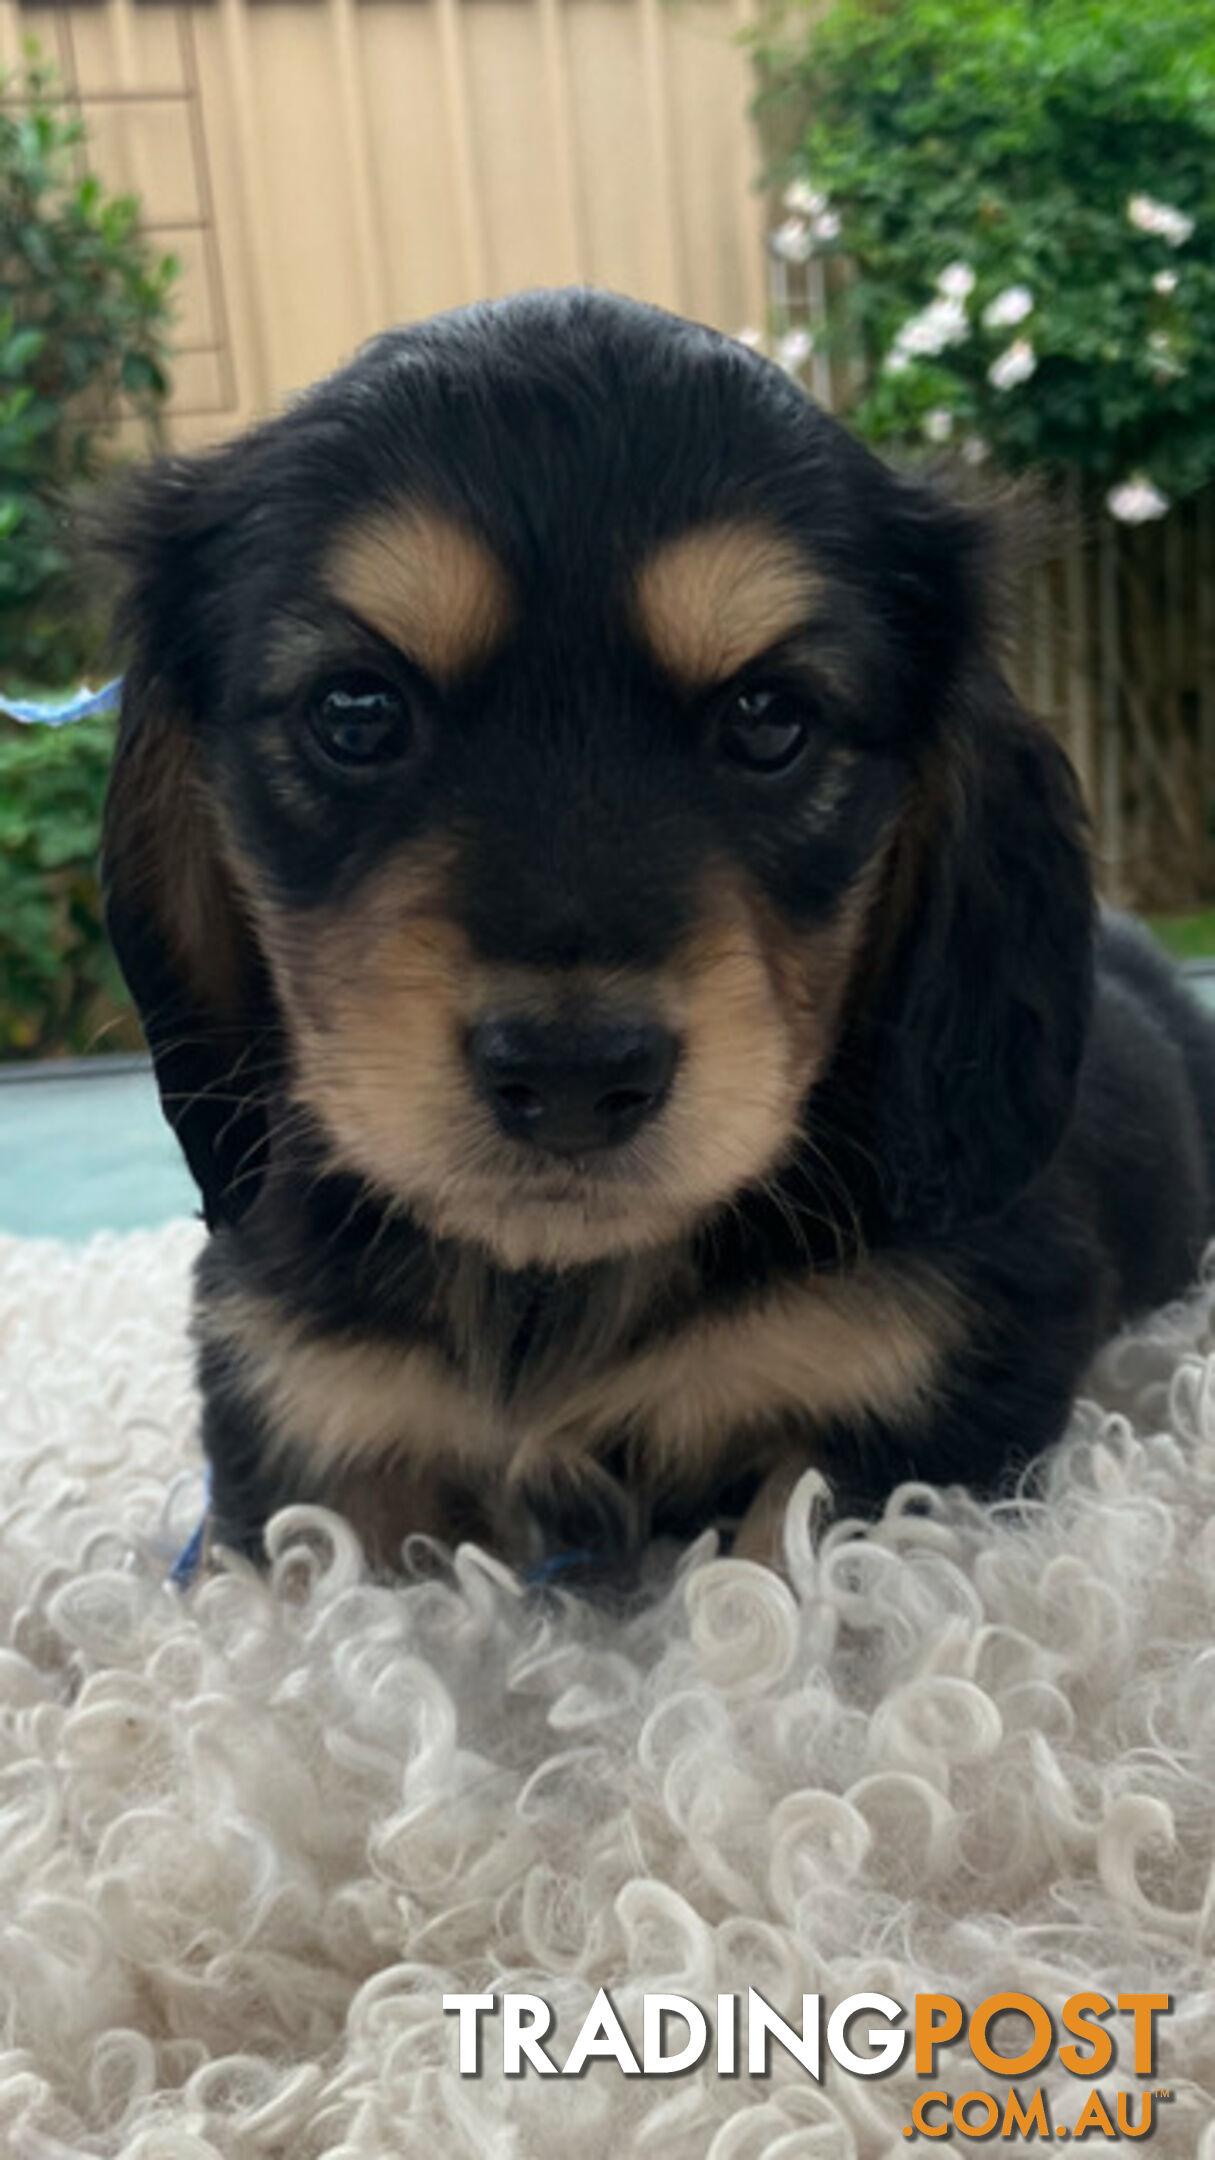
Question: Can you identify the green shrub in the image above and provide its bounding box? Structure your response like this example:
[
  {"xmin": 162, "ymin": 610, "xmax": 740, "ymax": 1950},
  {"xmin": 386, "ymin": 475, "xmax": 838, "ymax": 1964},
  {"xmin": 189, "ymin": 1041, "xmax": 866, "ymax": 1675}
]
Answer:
[
  {"xmin": 0, "ymin": 52, "xmax": 176, "ymax": 684},
  {"xmin": 754, "ymin": 0, "xmax": 1215, "ymax": 510},
  {"xmin": 0, "ymin": 712, "xmax": 136, "ymax": 1055}
]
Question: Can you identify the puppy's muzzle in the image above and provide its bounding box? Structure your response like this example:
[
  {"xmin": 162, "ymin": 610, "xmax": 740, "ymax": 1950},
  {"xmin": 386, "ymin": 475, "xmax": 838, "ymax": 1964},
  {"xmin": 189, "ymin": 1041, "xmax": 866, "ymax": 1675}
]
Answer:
[{"xmin": 469, "ymin": 1014, "xmax": 679, "ymax": 1156}]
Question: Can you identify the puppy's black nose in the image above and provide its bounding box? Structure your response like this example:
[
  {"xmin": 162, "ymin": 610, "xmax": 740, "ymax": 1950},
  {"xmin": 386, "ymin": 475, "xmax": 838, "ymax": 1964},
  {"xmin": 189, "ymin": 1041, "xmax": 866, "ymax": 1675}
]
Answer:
[{"xmin": 469, "ymin": 1016, "xmax": 678, "ymax": 1154}]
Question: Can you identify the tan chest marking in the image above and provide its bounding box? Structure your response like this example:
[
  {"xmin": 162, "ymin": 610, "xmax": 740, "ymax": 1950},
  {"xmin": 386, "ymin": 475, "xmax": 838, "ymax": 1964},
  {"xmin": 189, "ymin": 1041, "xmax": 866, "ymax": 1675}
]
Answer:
[
  {"xmin": 511, "ymin": 1257, "xmax": 964, "ymax": 1486},
  {"xmin": 197, "ymin": 1294, "xmax": 505, "ymax": 1474},
  {"xmin": 199, "ymin": 1256, "xmax": 964, "ymax": 1508}
]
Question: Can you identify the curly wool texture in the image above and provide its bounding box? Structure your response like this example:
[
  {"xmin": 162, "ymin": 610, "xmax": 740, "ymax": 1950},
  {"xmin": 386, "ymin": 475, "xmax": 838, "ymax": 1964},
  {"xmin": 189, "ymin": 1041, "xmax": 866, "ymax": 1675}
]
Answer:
[{"xmin": 1, "ymin": 1226, "xmax": 1214, "ymax": 2157}]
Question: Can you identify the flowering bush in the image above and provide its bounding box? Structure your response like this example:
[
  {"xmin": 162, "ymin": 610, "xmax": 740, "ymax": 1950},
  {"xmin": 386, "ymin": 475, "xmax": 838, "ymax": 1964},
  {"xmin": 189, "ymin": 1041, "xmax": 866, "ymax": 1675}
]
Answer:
[{"xmin": 754, "ymin": 0, "xmax": 1215, "ymax": 519}]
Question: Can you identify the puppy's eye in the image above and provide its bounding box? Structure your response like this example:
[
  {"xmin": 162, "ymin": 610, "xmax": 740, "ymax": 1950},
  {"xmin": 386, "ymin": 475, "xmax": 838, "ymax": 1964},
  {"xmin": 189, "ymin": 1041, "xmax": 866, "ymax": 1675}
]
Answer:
[
  {"xmin": 308, "ymin": 674, "xmax": 412, "ymax": 767},
  {"xmin": 718, "ymin": 686, "xmax": 809, "ymax": 775}
]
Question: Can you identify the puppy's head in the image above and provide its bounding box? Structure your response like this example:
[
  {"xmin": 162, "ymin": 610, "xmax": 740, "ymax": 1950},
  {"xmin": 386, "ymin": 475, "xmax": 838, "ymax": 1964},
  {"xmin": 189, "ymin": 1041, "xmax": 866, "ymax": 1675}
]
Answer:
[{"xmin": 101, "ymin": 289, "xmax": 1092, "ymax": 1264}]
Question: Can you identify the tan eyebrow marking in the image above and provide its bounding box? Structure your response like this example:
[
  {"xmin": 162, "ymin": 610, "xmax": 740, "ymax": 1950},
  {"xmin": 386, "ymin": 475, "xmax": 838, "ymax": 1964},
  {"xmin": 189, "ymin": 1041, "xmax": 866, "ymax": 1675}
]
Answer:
[
  {"xmin": 633, "ymin": 520, "xmax": 824, "ymax": 689},
  {"xmin": 323, "ymin": 503, "xmax": 514, "ymax": 684}
]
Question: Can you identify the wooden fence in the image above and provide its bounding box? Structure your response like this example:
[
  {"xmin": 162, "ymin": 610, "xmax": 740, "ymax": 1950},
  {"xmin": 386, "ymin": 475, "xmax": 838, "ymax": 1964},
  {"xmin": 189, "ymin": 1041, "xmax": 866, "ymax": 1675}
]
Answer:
[{"xmin": 2, "ymin": 0, "xmax": 768, "ymax": 449}]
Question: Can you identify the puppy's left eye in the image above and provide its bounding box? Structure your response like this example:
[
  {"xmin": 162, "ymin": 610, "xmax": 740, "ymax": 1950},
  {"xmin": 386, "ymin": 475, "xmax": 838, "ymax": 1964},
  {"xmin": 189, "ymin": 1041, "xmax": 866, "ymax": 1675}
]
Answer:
[
  {"xmin": 718, "ymin": 686, "xmax": 809, "ymax": 775},
  {"xmin": 308, "ymin": 673, "xmax": 412, "ymax": 767}
]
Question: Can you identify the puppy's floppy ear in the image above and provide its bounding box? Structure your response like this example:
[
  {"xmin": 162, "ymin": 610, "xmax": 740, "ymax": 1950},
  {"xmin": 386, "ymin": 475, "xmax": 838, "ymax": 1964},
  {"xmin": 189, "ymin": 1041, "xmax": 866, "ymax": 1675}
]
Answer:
[
  {"xmin": 857, "ymin": 672, "xmax": 1093, "ymax": 1234},
  {"xmin": 98, "ymin": 452, "xmax": 279, "ymax": 1229},
  {"xmin": 830, "ymin": 473, "xmax": 1093, "ymax": 1234}
]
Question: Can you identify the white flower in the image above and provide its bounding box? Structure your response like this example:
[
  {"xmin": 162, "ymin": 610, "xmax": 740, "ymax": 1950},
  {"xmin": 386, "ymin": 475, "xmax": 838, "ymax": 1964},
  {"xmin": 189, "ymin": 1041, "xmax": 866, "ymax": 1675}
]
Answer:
[
  {"xmin": 923, "ymin": 407, "xmax": 954, "ymax": 443},
  {"xmin": 891, "ymin": 293, "xmax": 970, "ymax": 361},
  {"xmin": 961, "ymin": 436, "xmax": 990, "ymax": 466},
  {"xmin": 982, "ymin": 284, "xmax": 1034, "ymax": 330},
  {"xmin": 770, "ymin": 206, "xmax": 841, "ymax": 261},
  {"xmin": 988, "ymin": 337, "xmax": 1037, "ymax": 390},
  {"xmin": 928, "ymin": 293, "xmax": 970, "ymax": 346},
  {"xmin": 1153, "ymin": 269, "xmax": 1179, "ymax": 296},
  {"xmin": 1107, "ymin": 474, "xmax": 1170, "ymax": 523},
  {"xmin": 1147, "ymin": 330, "xmax": 1186, "ymax": 380},
  {"xmin": 733, "ymin": 326, "xmax": 765, "ymax": 351},
  {"xmin": 770, "ymin": 217, "xmax": 814, "ymax": 264},
  {"xmin": 883, "ymin": 291, "xmax": 969, "ymax": 373},
  {"xmin": 1127, "ymin": 193, "xmax": 1194, "ymax": 247},
  {"xmin": 775, "ymin": 326, "xmax": 814, "ymax": 373},
  {"xmin": 784, "ymin": 179, "xmax": 828, "ymax": 220},
  {"xmin": 936, "ymin": 262, "xmax": 975, "ymax": 300}
]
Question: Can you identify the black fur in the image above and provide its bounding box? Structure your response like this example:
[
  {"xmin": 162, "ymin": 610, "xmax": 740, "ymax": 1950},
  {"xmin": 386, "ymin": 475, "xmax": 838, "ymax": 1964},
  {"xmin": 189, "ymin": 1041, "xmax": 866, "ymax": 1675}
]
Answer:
[{"xmin": 98, "ymin": 289, "xmax": 1215, "ymax": 1570}]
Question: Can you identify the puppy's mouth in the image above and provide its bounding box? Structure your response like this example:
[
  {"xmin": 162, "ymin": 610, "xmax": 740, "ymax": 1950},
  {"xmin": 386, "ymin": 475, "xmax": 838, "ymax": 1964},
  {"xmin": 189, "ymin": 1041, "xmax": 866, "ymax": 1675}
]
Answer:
[
  {"xmin": 473, "ymin": 1144, "xmax": 662, "ymax": 1212},
  {"xmin": 416, "ymin": 1141, "xmax": 686, "ymax": 1269},
  {"xmin": 503, "ymin": 1163, "xmax": 643, "ymax": 1202}
]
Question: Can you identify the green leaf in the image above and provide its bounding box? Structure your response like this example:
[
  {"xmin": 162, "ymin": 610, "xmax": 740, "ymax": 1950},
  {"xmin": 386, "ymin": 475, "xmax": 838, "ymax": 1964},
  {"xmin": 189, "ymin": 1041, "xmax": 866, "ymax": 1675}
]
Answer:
[
  {"xmin": 0, "ymin": 325, "xmax": 46, "ymax": 376},
  {"xmin": 119, "ymin": 348, "xmax": 166, "ymax": 398}
]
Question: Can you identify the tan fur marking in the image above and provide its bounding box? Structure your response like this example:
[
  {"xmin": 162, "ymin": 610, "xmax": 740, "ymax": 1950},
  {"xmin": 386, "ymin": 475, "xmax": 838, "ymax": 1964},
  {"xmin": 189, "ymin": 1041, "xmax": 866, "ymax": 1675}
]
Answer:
[
  {"xmin": 324, "ymin": 504, "xmax": 513, "ymax": 683},
  {"xmin": 634, "ymin": 521, "xmax": 823, "ymax": 688},
  {"xmin": 197, "ymin": 1292, "xmax": 503, "ymax": 1474},
  {"xmin": 515, "ymin": 1258, "xmax": 965, "ymax": 1481},
  {"xmin": 107, "ymin": 712, "xmax": 249, "ymax": 1016}
]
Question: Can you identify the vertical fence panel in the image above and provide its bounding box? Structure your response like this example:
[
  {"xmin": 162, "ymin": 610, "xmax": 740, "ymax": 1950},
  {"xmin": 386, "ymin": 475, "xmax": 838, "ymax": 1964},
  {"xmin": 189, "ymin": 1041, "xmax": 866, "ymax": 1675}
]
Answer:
[
  {"xmin": 537, "ymin": 0, "xmax": 588, "ymax": 285},
  {"xmin": 1063, "ymin": 477, "xmax": 1095, "ymax": 811},
  {"xmin": 1192, "ymin": 500, "xmax": 1206, "ymax": 842},
  {"xmin": 637, "ymin": 0, "xmax": 686, "ymax": 310},
  {"xmin": 329, "ymin": 0, "xmax": 388, "ymax": 337},
  {"xmin": 355, "ymin": 0, "xmax": 465, "ymax": 335},
  {"xmin": 435, "ymin": 0, "xmax": 489, "ymax": 296}
]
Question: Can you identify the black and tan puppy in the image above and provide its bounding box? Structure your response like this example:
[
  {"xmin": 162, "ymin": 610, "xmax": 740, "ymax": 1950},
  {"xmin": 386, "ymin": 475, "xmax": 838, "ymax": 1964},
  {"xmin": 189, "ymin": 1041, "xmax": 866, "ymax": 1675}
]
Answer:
[{"xmin": 101, "ymin": 288, "xmax": 1215, "ymax": 1575}]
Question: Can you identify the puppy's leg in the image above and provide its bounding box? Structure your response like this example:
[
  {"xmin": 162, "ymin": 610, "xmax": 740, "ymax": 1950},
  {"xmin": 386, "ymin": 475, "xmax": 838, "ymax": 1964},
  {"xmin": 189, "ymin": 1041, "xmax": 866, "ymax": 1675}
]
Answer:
[
  {"xmin": 729, "ymin": 1452, "xmax": 812, "ymax": 1568},
  {"xmin": 327, "ymin": 1463, "xmax": 486, "ymax": 1570},
  {"xmin": 201, "ymin": 1378, "xmax": 486, "ymax": 1573}
]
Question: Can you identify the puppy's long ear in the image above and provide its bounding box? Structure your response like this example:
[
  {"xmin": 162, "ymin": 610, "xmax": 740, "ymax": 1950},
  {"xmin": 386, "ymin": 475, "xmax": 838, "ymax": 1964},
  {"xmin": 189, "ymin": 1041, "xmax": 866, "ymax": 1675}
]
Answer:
[
  {"xmin": 99, "ymin": 454, "xmax": 279, "ymax": 1229},
  {"xmin": 829, "ymin": 472, "xmax": 1094, "ymax": 1235},
  {"xmin": 858, "ymin": 675, "xmax": 1093, "ymax": 1234}
]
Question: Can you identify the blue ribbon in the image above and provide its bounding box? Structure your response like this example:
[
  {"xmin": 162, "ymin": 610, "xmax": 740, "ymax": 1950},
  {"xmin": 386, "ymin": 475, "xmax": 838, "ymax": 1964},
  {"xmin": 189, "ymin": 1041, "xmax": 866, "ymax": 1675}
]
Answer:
[
  {"xmin": 0, "ymin": 678, "xmax": 122, "ymax": 726},
  {"xmin": 169, "ymin": 1465, "xmax": 212, "ymax": 1589},
  {"xmin": 524, "ymin": 1548, "xmax": 596, "ymax": 1586}
]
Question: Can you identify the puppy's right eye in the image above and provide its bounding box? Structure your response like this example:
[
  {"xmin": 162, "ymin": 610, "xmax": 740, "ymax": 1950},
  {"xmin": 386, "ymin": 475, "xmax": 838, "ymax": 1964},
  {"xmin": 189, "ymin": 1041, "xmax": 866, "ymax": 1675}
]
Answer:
[
  {"xmin": 307, "ymin": 673, "xmax": 413, "ymax": 767},
  {"xmin": 717, "ymin": 684, "xmax": 810, "ymax": 776}
]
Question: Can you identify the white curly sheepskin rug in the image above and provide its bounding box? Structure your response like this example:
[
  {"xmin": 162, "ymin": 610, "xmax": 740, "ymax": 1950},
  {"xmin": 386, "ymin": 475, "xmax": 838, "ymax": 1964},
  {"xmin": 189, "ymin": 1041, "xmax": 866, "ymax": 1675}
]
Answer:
[{"xmin": 2, "ymin": 1223, "xmax": 1215, "ymax": 2158}]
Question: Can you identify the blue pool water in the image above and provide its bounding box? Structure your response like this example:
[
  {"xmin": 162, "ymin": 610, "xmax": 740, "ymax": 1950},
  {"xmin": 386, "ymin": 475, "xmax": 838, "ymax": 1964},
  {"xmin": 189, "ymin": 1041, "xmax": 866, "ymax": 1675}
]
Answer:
[
  {"xmin": 3, "ymin": 965, "xmax": 1215, "ymax": 1241},
  {"xmin": 0, "ymin": 1056, "xmax": 196, "ymax": 1240}
]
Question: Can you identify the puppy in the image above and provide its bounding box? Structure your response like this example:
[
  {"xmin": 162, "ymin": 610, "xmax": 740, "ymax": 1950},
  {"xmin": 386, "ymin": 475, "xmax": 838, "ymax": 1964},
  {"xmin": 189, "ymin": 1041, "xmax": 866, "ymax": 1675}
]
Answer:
[{"xmin": 100, "ymin": 288, "xmax": 1215, "ymax": 1576}]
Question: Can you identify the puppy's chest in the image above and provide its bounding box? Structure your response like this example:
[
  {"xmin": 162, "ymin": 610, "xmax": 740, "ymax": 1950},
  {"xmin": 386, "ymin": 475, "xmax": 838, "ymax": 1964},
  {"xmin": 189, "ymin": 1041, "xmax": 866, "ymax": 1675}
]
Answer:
[
  {"xmin": 436, "ymin": 1247, "xmax": 669, "ymax": 1415},
  {"xmin": 200, "ymin": 1235, "xmax": 680, "ymax": 1471},
  {"xmin": 201, "ymin": 1228, "xmax": 961, "ymax": 1520}
]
